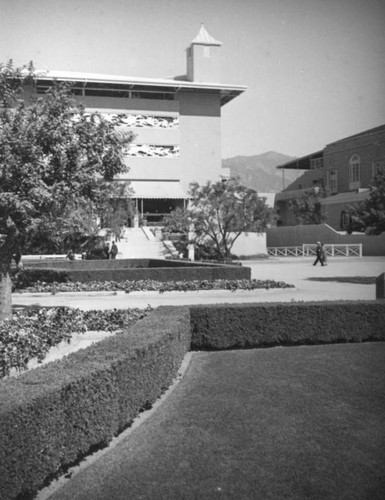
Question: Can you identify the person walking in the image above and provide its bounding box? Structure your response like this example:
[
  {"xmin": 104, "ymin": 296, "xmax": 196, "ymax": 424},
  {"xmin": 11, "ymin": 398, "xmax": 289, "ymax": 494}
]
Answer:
[
  {"xmin": 110, "ymin": 241, "xmax": 118, "ymax": 259},
  {"xmin": 313, "ymin": 241, "xmax": 325, "ymax": 266},
  {"xmin": 321, "ymin": 243, "xmax": 328, "ymax": 266}
]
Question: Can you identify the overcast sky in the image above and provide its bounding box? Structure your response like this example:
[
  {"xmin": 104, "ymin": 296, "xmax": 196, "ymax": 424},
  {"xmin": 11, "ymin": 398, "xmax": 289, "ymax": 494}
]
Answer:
[{"xmin": 1, "ymin": 0, "xmax": 384, "ymax": 159}]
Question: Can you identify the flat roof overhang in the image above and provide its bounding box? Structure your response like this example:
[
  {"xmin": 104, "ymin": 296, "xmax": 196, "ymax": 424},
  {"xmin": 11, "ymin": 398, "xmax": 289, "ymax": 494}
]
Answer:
[
  {"xmin": 276, "ymin": 150, "xmax": 324, "ymax": 170},
  {"xmin": 34, "ymin": 70, "xmax": 247, "ymax": 106}
]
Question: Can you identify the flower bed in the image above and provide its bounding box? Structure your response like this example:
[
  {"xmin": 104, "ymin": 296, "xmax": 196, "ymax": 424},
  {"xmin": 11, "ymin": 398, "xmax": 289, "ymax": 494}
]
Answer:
[
  {"xmin": 14, "ymin": 278, "xmax": 294, "ymax": 294},
  {"xmin": 0, "ymin": 306, "xmax": 153, "ymax": 378}
]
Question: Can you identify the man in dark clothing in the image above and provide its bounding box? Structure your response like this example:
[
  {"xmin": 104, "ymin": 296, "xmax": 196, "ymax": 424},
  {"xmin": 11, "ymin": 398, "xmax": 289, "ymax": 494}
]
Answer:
[
  {"xmin": 313, "ymin": 241, "xmax": 325, "ymax": 266},
  {"xmin": 110, "ymin": 241, "xmax": 118, "ymax": 259}
]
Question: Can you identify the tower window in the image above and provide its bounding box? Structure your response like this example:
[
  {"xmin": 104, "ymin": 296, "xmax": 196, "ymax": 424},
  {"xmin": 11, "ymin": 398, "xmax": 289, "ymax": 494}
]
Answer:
[{"xmin": 203, "ymin": 46, "xmax": 210, "ymax": 58}]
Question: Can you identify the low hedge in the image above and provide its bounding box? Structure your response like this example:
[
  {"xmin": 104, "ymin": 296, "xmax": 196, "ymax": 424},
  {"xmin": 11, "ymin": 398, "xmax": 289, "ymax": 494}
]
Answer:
[
  {"xmin": 1, "ymin": 301, "xmax": 385, "ymax": 499},
  {"xmin": 0, "ymin": 306, "xmax": 191, "ymax": 500},
  {"xmin": 17, "ymin": 260, "xmax": 250, "ymax": 284},
  {"xmin": 190, "ymin": 301, "xmax": 385, "ymax": 350},
  {"xmin": 54, "ymin": 266, "xmax": 250, "ymax": 283}
]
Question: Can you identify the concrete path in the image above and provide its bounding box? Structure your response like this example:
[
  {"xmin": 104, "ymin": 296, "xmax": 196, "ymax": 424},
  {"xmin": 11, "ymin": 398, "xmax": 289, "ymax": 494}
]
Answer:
[{"xmin": 13, "ymin": 257, "xmax": 385, "ymax": 311}]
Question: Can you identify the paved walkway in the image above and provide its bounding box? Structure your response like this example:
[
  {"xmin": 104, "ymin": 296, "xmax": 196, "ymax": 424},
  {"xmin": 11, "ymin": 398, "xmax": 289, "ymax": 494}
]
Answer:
[{"xmin": 13, "ymin": 257, "xmax": 384, "ymax": 310}]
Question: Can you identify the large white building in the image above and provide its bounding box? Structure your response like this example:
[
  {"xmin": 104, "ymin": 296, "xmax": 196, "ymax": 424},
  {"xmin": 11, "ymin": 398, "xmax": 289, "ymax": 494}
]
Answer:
[{"xmin": 28, "ymin": 25, "xmax": 246, "ymax": 225}]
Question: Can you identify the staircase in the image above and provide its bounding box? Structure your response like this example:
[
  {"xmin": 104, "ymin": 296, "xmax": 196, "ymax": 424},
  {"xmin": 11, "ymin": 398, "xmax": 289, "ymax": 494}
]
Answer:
[{"xmin": 116, "ymin": 228, "xmax": 168, "ymax": 259}]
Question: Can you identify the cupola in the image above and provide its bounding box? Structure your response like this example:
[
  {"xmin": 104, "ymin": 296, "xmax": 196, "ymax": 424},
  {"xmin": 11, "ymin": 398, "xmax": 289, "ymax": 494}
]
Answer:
[{"xmin": 186, "ymin": 24, "xmax": 222, "ymax": 83}]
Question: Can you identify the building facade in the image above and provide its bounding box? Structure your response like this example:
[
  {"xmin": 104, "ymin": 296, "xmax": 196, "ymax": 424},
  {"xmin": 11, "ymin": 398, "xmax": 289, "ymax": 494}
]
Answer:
[
  {"xmin": 275, "ymin": 125, "xmax": 385, "ymax": 230},
  {"xmin": 26, "ymin": 25, "xmax": 246, "ymax": 225}
]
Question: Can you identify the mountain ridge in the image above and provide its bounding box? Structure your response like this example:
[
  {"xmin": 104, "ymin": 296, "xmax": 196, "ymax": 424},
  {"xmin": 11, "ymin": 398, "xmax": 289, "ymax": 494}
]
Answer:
[{"xmin": 222, "ymin": 151, "xmax": 302, "ymax": 193}]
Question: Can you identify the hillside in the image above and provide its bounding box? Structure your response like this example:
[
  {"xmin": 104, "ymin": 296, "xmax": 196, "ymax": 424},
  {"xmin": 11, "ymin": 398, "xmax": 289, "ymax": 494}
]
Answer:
[{"xmin": 222, "ymin": 151, "xmax": 303, "ymax": 192}]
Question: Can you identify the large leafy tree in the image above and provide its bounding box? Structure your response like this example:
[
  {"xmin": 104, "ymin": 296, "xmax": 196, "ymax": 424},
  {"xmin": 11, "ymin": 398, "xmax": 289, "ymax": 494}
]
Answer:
[
  {"xmin": 163, "ymin": 178, "xmax": 274, "ymax": 259},
  {"xmin": 288, "ymin": 186, "xmax": 327, "ymax": 225},
  {"xmin": 0, "ymin": 61, "xmax": 133, "ymax": 318},
  {"xmin": 347, "ymin": 171, "xmax": 385, "ymax": 235}
]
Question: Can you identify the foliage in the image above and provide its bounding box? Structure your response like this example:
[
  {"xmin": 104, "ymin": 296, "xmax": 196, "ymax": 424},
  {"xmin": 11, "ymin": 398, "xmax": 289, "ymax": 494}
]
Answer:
[
  {"xmin": 99, "ymin": 182, "xmax": 135, "ymax": 239},
  {"xmin": 288, "ymin": 186, "xmax": 327, "ymax": 225},
  {"xmin": 11, "ymin": 268, "xmax": 69, "ymax": 290},
  {"xmin": 0, "ymin": 306, "xmax": 153, "ymax": 378},
  {"xmin": 347, "ymin": 171, "xmax": 385, "ymax": 235},
  {"xmin": 13, "ymin": 277, "xmax": 294, "ymax": 294},
  {"xmin": 0, "ymin": 60, "xmax": 133, "ymax": 317},
  {"xmin": 162, "ymin": 178, "xmax": 274, "ymax": 258}
]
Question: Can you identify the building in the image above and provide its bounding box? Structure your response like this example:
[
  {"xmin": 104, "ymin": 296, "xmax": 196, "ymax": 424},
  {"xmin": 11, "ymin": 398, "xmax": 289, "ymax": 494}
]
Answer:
[
  {"xmin": 274, "ymin": 125, "xmax": 385, "ymax": 230},
  {"xmin": 27, "ymin": 25, "xmax": 246, "ymax": 225}
]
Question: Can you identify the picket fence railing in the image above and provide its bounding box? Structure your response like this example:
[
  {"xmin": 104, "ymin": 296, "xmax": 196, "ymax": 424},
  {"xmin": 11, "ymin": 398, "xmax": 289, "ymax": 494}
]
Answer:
[{"xmin": 267, "ymin": 244, "xmax": 362, "ymax": 258}]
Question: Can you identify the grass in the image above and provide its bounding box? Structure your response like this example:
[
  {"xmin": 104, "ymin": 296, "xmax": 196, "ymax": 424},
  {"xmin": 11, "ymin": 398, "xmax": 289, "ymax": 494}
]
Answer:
[
  {"xmin": 308, "ymin": 276, "xmax": 376, "ymax": 284},
  {"xmin": 50, "ymin": 343, "xmax": 385, "ymax": 500}
]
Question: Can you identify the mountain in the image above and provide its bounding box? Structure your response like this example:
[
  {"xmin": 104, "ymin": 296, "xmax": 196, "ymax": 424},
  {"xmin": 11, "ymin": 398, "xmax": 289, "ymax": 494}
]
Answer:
[{"xmin": 222, "ymin": 151, "xmax": 302, "ymax": 193}]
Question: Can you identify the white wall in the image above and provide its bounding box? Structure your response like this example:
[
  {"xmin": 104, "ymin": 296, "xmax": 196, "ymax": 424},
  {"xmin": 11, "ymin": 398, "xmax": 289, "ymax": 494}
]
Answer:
[{"xmin": 231, "ymin": 232, "xmax": 267, "ymax": 257}]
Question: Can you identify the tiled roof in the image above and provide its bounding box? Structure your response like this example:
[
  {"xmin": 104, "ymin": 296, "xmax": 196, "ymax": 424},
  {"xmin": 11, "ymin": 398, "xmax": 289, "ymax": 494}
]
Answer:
[{"xmin": 192, "ymin": 25, "xmax": 222, "ymax": 46}]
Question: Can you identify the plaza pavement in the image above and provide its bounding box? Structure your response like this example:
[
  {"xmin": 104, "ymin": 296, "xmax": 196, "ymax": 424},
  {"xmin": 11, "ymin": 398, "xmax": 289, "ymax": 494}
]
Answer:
[{"xmin": 12, "ymin": 256, "xmax": 385, "ymax": 311}]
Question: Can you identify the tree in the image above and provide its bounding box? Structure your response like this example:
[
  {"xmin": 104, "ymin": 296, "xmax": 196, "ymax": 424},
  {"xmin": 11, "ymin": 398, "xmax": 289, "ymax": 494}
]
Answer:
[
  {"xmin": 162, "ymin": 178, "xmax": 274, "ymax": 259},
  {"xmin": 98, "ymin": 181, "xmax": 135, "ymax": 240},
  {"xmin": 0, "ymin": 61, "xmax": 133, "ymax": 318},
  {"xmin": 288, "ymin": 186, "xmax": 327, "ymax": 225},
  {"xmin": 347, "ymin": 171, "xmax": 385, "ymax": 235}
]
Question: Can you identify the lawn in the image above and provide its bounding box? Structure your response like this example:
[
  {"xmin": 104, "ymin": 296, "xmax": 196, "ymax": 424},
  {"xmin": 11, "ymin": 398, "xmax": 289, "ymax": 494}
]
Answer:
[
  {"xmin": 46, "ymin": 342, "xmax": 385, "ymax": 500},
  {"xmin": 308, "ymin": 276, "xmax": 376, "ymax": 284}
]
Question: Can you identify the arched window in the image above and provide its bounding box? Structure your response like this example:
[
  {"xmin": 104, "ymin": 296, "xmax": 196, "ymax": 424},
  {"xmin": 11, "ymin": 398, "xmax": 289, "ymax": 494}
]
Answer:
[{"xmin": 349, "ymin": 155, "xmax": 361, "ymax": 189}]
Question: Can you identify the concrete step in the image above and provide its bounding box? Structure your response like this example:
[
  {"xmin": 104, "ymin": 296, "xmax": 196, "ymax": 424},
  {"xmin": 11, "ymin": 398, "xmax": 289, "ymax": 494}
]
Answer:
[{"xmin": 115, "ymin": 228, "xmax": 167, "ymax": 259}]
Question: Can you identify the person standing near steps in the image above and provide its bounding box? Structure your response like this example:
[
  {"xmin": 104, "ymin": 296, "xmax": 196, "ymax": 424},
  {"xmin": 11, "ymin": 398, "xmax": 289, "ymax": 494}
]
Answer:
[
  {"xmin": 110, "ymin": 241, "xmax": 118, "ymax": 259},
  {"xmin": 313, "ymin": 241, "xmax": 325, "ymax": 266}
]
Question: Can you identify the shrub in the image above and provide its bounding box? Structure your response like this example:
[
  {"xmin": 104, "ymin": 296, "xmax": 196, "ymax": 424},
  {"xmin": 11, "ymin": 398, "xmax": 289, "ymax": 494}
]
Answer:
[
  {"xmin": 0, "ymin": 307, "xmax": 190, "ymax": 500},
  {"xmin": 11, "ymin": 268, "xmax": 69, "ymax": 290},
  {"xmin": 190, "ymin": 301, "xmax": 385, "ymax": 350},
  {"xmin": 0, "ymin": 306, "xmax": 153, "ymax": 378},
  {"xmin": 14, "ymin": 278, "xmax": 294, "ymax": 294}
]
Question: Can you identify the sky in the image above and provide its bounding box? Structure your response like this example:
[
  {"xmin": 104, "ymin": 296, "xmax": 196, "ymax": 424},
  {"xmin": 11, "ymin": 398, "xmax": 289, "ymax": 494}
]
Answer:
[{"xmin": 1, "ymin": 0, "xmax": 384, "ymax": 159}]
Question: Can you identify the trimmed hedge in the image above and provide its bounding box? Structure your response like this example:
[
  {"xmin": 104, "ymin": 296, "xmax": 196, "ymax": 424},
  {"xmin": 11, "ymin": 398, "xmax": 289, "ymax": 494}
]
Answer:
[
  {"xmin": 20, "ymin": 259, "xmax": 250, "ymax": 283},
  {"xmin": 0, "ymin": 307, "xmax": 191, "ymax": 500},
  {"xmin": 190, "ymin": 301, "xmax": 385, "ymax": 350},
  {"xmin": 1, "ymin": 301, "xmax": 385, "ymax": 499}
]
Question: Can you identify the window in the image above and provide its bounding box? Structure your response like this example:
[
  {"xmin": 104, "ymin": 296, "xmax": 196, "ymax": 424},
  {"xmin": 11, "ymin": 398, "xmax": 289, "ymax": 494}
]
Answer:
[
  {"xmin": 203, "ymin": 46, "xmax": 210, "ymax": 58},
  {"xmin": 349, "ymin": 155, "xmax": 361, "ymax": 189},
  {"xmin": 310, "ymin": 157, "xmax": 323, "ymax": 169},
  {"xmin": 327, "ymin": 169, "xmax": 338, "ymax": 194}
]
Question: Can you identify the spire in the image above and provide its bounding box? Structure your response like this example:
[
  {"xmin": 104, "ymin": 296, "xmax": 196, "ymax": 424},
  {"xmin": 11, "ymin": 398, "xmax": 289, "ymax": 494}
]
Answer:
[{"xmin": 192, "ymin": 24, "xmax": 222, "ymax": 46}]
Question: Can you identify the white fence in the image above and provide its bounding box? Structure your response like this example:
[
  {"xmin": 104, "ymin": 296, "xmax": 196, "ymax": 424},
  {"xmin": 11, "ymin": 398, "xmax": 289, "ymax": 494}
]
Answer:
[{"xmin": 267, "ymin": 244, "xmax": 362, "ymax": 258}]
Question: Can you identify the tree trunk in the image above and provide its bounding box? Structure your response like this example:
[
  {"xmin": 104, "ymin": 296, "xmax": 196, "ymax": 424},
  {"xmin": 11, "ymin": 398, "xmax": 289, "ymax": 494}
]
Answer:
[
  {"xmin": 0, "ymin": 234, "xmax": 18, "ymax": 320},
  {"xmin": 0, "ymin": 262, "xmax": 12, "ymax": 320}
]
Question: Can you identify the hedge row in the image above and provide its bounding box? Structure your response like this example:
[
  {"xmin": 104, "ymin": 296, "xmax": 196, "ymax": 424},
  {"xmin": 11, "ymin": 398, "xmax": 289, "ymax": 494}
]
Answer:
[
  {"xmin": 1, "ymin": 301, "xmax": 385, "ymax": 499},
  {"xmin": 23, "ymin": 258, "xmax": 229, "ymax": 270},
  {"xmin": 19, "ymin": 265, "xmax": 250, "ymax": 284},
  {"xmin": 0, "ymin": 307, "xmax": 191, "ymax": 500},
  {"xmin": 190, "ymin": 301, "xmax": 385, "ymax": 350}
]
